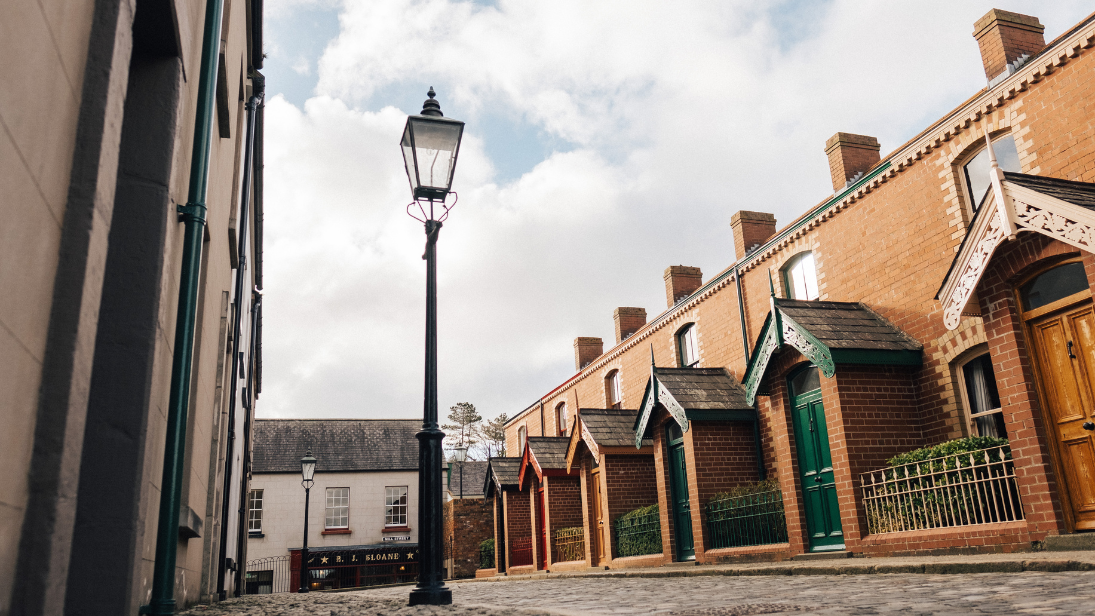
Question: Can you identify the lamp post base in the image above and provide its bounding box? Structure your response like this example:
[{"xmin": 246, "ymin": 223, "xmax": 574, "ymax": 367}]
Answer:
[{"xmin": 408, "ymin": 585, "xmax": 452, "ymax": 606}]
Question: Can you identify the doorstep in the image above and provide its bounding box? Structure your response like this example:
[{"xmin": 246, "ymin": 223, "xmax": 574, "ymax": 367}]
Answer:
[
  {"xmin": 792, "ymin": 551, "xmax": 855, "ymax": 561},
  {"xmin": 1044, "ymin": 533, "xmax": 1095, "ymax": 552}
]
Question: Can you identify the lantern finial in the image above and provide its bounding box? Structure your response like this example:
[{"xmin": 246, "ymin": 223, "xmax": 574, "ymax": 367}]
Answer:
[{"xmin": 421, "ymin": 87, "xmax": 443, "ymax": 117}]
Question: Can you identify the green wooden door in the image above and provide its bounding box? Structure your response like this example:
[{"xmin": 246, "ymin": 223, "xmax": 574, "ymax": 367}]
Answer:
[
  {"xmin": 789, "ymin": 366, "xmax": 844, "ymax": 552},
  {"xmin": 666, "ymin": 422, "xmax": 694, "ymax": 560}
]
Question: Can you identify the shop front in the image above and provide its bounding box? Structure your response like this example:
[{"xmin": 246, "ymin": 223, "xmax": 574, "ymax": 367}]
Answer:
[{"xmin": 289, "ymin": 544, "xmax": 418, "ymax": 591}]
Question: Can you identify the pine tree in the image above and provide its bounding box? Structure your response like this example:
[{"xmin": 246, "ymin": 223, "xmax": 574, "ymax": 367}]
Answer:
[
  {"xmin": 480, "ymin": 412, "xmax": 508, "ymax": 458},
  {"xmin": 442, "ymin": 402, "xmax": 482, "ymax": 458}
]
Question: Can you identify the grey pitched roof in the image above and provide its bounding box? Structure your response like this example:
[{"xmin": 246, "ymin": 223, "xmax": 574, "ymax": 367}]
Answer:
[
  {"xmin": 579, "ymin": 408, "xmax": 653, "ymax": 447},
  {"xmin": 654, "ymin": 367, "xmax": 753, "ymax": 411},
  {"xmin": 1006, "ymin": 172, "xmax": 1095, "ymax": 209},
  {"xmin": 777, "ymin": 300, "xmax": 922, "ymax": 352},
  {"xmin": 484, "ymin": 456, "xmax": 521, "ymax": 495},
  {"xmin": 526, "ymin": 436, "xmax": 570, "ymax": 470},
  {"xmin": 449, "ymin": 461, "xmax": 487, "ymax": 497},
  {"xmin": 252, "ymin": 419, "xmax": 419, "ymax": 473}
]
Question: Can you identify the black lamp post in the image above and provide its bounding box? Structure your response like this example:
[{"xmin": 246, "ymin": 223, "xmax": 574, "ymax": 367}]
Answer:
[
  {"xmin": 454, "ymin": 446, "xmax": 468, "ymax": 499},
  {"xmin": 298, "ymin": 450, "xmax": 316, "ymax": 594},
  {"xmin": 401, "ymin": 87, "xmax": 464, "ymax": 606}
]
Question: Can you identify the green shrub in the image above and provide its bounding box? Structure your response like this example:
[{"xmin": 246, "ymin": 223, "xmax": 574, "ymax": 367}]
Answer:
[
  {"xmin": 614, "ymin": 504, "xmax": 661, "ymax": 557},
  {"xmin": 617, "ymin": 503, "xmax": 658, "ymax": 522},
  {"xmin": 478, "ymin": 538, "xmax": 495, "ymax": 569},
  {"xmin": 887, "ymin": 436, "xmax": 1009, "ymax": 468},
  {"xmin": 708, "ymin": 478, "xmax": 781, "ymax": 506},
  {"xmin": 479, "ymin": 538, "xmax": 494, "ymax": 552}
]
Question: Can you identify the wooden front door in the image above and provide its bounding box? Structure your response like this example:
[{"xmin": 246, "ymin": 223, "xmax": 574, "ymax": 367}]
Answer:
[
  {"xmin": 535, "ymin": 484, "xmax": 548, "ymax": 568},
  {"xmin": 1028, "ymin": 296, "xmax": 1095, "ymax": 529},
  {"xmin": 789, "ymin": 365, "xmax": 844, "ymax": 552},
  {"xmin": 666, "ymin": 422, "xmax": 694, "ymax": 560},
  {"xmin": 591, "ymin": 468, "xmax": 605, "ymax": 563}
]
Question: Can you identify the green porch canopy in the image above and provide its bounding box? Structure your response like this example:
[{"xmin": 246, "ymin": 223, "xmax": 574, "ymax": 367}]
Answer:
[
  {"xmin": 633, "ymin": 366, "xmax": 757, "ymax": 448},
  {"xmin": 742, "ymin": 299, "xmax": 922, "ymax": 406}
]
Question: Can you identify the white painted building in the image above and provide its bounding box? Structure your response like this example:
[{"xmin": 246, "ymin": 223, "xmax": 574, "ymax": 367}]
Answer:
[{"xmin": 245, "ymin": 419, "xmax": 422, "ymax": 592}]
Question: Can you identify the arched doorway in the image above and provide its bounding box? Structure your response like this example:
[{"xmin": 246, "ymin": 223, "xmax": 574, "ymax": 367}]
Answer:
[{"xmin": 1023, "ymin": 259, "xmax": 1095, "ymax": 530}]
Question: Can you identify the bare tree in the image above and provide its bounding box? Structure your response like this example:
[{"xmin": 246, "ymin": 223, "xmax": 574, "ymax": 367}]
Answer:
[{"xmin": 442, "ymin": 402, "xmax": 482, "ymax": 459}]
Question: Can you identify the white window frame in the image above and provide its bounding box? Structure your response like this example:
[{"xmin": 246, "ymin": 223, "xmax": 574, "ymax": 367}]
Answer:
[
  {"xmin": 678, "ymin": 324, "xmax": 699, "ymax": 368},
  {"xmin": 324, "ymin": 487, "xmax": 349, "ymax": 529},
  {"xmin": 247, "ymin": 489, "xmax": 263, "ymax": 532},
  {"xmin": 518, "ymin": 425, "xmax": 527, "ymax": 455},
  {"xmin": 783, "ymin": 252, "xmax": 819, "ymax": 301},
  {"xmin": 959, "ymin": 133, "xmax": 1021, "ymax": 217},
  {"xmin": 385, "ymin": 486, "xmax": 409, "ymax": 527},
  {"xmin": 556, "ymin": 402, "xmax": 567, "ymax": 436},
  {"xmin": 606, "ymin": 370, "xmax": 622, "ymax": 409},
  {"xmin": 956, "ymin": 350, "xmax": 1006, "ymax": 438}
]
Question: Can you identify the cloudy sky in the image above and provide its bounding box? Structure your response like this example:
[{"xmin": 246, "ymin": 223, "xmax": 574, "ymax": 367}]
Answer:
[{"xmin": 258, "ymin": 0, "xmax": 1092, "ymax": 423}]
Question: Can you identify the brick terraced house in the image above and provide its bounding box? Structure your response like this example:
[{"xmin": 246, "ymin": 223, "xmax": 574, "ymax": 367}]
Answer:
[
  {"xmin": 489, "ymin": 8, "xmax": 1095, "ymax": 569},
  {"xmin": 481, "ymin": 457, "xmax": 522, "ymax": 576},
  {"xmin": 516, "ymin": 437, "xmax": 584, "ymax": 571}
]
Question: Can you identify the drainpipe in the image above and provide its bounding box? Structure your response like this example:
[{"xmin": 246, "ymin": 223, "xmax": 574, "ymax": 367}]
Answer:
[
  {"xmin": 234, "ymin": 289, "xmax": 262, "ymax": 596},
  {"xmin": 735, "ymin": 265, "xmax": 765, "ymax": 480},
  {"xmin": 144, "ymin": 0, "xmax": 225, "ymax": 613},
  {"xmin": 217, "ymin": 91, "xmax": 262, "ymax": 598},
  {"xmin": 735, "ymin": 264, "xmax": 750, "ymax": 364}
]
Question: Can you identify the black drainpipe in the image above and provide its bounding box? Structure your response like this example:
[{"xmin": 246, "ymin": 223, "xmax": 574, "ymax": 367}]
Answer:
[
  {"xmin": 735, "ymin": 263, "xmax": 765, "ymax": 479},
  {"xmin": 234, "ymin": 289, "xmax": 261, "ymax": 595},
  {"xmin": 216, "ymin": 90, "xmax": 262, "ymax": 598}
]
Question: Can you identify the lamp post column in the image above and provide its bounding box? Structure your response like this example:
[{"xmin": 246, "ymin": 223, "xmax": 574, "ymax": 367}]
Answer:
[
  {"xmin": 410, "ymin": 219, "xmax": 452, "ymax": 605},
  {"xmin": 299, "ymin": 485, "xmax": 311, "ymax": 593}
]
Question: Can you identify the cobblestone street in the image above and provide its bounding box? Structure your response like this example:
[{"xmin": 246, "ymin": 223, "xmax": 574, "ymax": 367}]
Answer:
[{"xmin": 182, "ymin": 572, "xmax": 1095, "ymax": 615}]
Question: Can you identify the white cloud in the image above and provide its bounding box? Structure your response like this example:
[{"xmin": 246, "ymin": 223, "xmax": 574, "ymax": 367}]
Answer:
[{"xmin": 260, "ymin": 0, "xmax": 1094, "ymax": 421}]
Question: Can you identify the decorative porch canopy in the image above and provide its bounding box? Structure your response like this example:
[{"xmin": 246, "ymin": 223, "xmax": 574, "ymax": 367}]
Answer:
[
  {"xmin": 633, "ymin": 367, "xmax": 757, "ymax": 449},
  {"xmin": 938, "ymin": 172, "xmax": 1095, "ymax": 330},
  {"xmin": 742, "ymin": 299, "xmax": 922, "ymax": 405},
  {"xmin": 565, "ymin": 408, "xmax": 653, "ymax": 472},
  {"xmin": 517, "ymin": 436, "xmax": 574, "ymax": 489},
  {"xmin": 483, "ymin": 456, "xmax": 521, "ymax": 498}
]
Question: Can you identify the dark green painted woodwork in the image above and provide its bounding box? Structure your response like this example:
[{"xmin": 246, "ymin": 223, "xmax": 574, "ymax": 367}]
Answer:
[
  {"xmin": 666, "ymin": 425, "xmax": 695, "ymax": 560},
  {"xmin": 789, "ymin": 367, "xmax": 845, "ymax": 552}
]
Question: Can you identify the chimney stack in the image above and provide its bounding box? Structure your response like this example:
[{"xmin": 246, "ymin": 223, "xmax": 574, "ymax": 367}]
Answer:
[
  {"xmin": 973, "ymin": 9, "xmax": 1045, "ymax": 83},
  {"xmin": 825, "ymin": 133, "xmax": 881, "ymax": 192},
  {"xmin": 613, "ymin": 307, "xmax": 647, "ymax": 344},
  {"xmin": 574, "ymin": 337, "xmax": 603, "ymax": 371},
  {"xmin": 730, "ymin": 211, "xmax": 777, "ymax": 260},
  {"xmin": 664, "ymin": 266, "xmax": 702, "ymax": 308}
]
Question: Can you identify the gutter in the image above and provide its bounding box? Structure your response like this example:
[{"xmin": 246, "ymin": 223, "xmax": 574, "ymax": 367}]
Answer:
[{"xmin": 144, "ymin": 0, "xmax": 226, "ymax": 613}]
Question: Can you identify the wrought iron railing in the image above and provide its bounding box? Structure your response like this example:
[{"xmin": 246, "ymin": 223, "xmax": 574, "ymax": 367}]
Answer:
[
  {"xmin": 861, "ymin": 445, "xmax": 1023, "ymax": 535},
  {"xmin": 245, "ymin": 555, "xmax": 291, "ymax": 594},
  {"xmin": 479, "ymin": 539, "xmax": 495, "ymax": 569},
  {"xmin": 510, "ymin": 536, "xmax": 533, "ymax": 567},
  {"xmin": 705, "ymin": 488, "xmax": 788, "ymax": 549},
  {"xmin": 614, "ymin": 506, "xmax": 662, "ymax": 557},
  {"xmin": 552, "ymin": 527, "xmax": 585, "ymax": 562}
]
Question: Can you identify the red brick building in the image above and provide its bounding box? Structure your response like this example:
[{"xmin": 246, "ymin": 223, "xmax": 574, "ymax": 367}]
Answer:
[
  {"xmin": 515, "ymin": 437, "xmax": 585, "ymax": 572},
  {"xmin": 495, "ymin": 8, "xmax": 1095, "ymax": 566}
]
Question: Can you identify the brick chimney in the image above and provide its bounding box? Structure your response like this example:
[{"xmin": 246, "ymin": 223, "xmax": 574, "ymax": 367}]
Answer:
[
  {"xmin": 730, "ymin": 211, "xmax": 777, "ymax": 260},
  {"xmin": 824, "ymin": 133, "xmax": 880, "ymax": 192},
  {"xmin": 663, "ymin": 266, "xmax": 702, "ymax": 308},
  {"xmin": 574, "ymin": 337, "xmax": 603, "ymax": 370},
  {"xmin": 973, "ymin": 9, "xmax": 1045, "ymax": 83},
  {"xmin": 613, "ymin": 307, "xmax": 647, "ymax": 344}
]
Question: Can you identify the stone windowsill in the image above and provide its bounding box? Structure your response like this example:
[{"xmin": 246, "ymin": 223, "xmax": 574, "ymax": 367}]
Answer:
[
  {"xmin": 248, "ymin": 531, "xmax": 265, "ymax": 539},
  {"xmin": 321, "ymin": 528, "xmax": 352, "ymax": 535},
  {"xmin": 383, "ymin": 525, "xmax": 411, "ymax": 532}
]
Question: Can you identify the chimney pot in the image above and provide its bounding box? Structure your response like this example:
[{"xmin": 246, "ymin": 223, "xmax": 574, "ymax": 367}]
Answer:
[
  {"xmin": 824, "ymin": 132, "xmax": 880, "ymax": 192},
  {"xmin": 973, "ymin": 9, "xmax": 1045, "ymax": 82},
  {"xmin": 613, "ymin": 307, "xmax": 647, "ymax": 344},
  {"xmin": 730, "ymin": 211, "xmax": 777, "ymax": 261},
  {"xmin": 573, "ymin": 337, "xmax": 603, "ymax": 371},
  {"xmin": 663, "ymin": 266, "xmax": 703, "ymax": 308}
]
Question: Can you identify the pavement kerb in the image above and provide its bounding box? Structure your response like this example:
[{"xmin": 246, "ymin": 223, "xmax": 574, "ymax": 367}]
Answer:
[{"xmin": 455, "ymin": 557, "xmax": 1095, "ymax": 584}]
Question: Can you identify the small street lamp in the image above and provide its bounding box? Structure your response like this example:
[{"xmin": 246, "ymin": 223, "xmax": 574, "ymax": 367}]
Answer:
[
  {"xmin": 299, "ymin": 450, "xmax": 316, "ymax": 594},
  {"xmin": 401, "ymin": 87, "xmax": 464, "ymax": 606},
  {"xmin": 454, "ymin": 446, "xmax": 468, "ymax": 499}
]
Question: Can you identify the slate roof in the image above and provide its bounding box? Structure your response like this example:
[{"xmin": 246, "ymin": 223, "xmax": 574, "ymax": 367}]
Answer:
[
  {"xmin": 654, "ymin": 367, "xmax": 753, "ymax": 411},
  {"xmin": 579, "ymin": 408, "xmax": 652, "ymax": 447},
  {"xmin": 252, "ymin": 419, "xmax": 419, "ymax": 473},
  {"xmin": 1006, "ymin": 171, "xmax": 1095, "ymax": 210},
  {"xmin": 526, "ymin": 436, "xmax": 570, "ymax": 470},
  {"xmin": 484, "ymin": 456, "xmax": 521, "ymax": 496},
  {"xmin": 777, "ymin": 300, "xmax": 922, "ymax": 352},
  {"xmin": 448, "ymin": 461, "xmax": 487, "ymax": 497}
]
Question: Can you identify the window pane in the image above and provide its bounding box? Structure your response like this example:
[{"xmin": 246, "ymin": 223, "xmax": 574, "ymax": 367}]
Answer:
[
  {"xmin": 786, "ymin": 253, "xmax": 818, "ymax": 300},
  {"xmin": 678, "ymin": 325, "xmax": 698, "ymax": 367},
  {"xmin": 963, "ymin": 135, "xmax": 1020, "ymax": 211},
  {"xmin": 385, "ymin": 486, "xmax": 408, "ymax": 526},
  {"xmin": 962, "ymin": 354, "xmax": 1006, "ymax": 438},
  {"xmin": 789, "ymin": 366, "xmax": 820, "ymax": 397},
  {"xmin": 248, "ymin": 490, "xmax": 263, "ymax": 532},
  {"xmin": 666, "ymin": 421, "xmax": 683, "ymax": 443},
  {"xmin": 1020, "ymin": 262, "xmax": 1088, "ymax": 311},
  {"xmin": 325, "ymin": 487, "xmax": 349, "ymax": 528}
]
